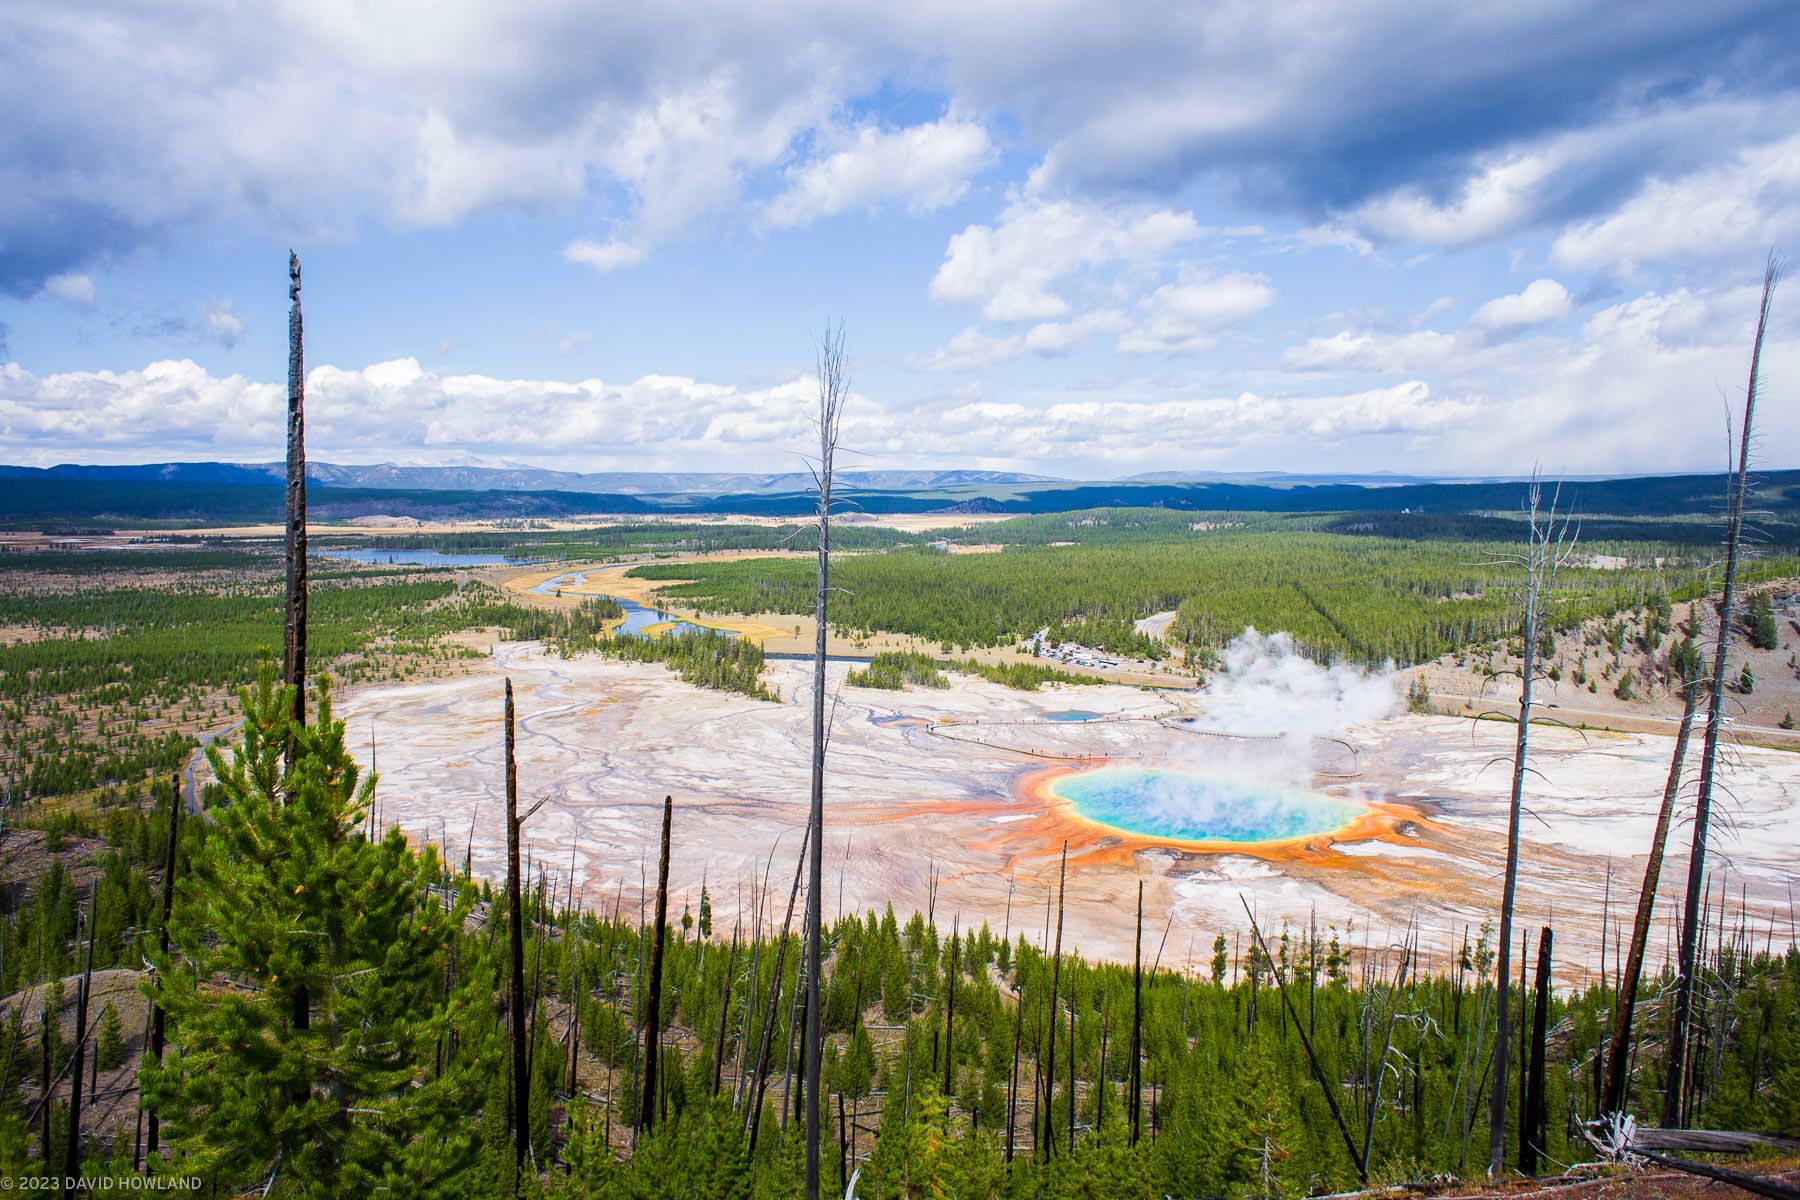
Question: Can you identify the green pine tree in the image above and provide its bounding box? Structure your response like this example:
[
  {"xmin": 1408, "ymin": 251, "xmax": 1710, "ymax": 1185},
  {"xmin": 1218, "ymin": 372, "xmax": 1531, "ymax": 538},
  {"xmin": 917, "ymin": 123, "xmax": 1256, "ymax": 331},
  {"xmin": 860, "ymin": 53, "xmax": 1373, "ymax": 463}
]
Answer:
[
  {"xmin": 1745, "ymin": 590, "xmax": 1779, "ymax": 650},
  {"xmin": 141, "ymin": 660, "xmax": 491, "ymax": 1196},
  {"xmin": 96, "ymin": 1000, "xmax": 123, "ymax": 1071}
]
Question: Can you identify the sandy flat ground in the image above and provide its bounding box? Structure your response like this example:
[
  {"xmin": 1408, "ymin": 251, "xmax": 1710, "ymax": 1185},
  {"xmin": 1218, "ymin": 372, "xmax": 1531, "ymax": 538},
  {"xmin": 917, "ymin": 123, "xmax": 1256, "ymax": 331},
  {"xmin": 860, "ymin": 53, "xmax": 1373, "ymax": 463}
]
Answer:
[{"xmin": 330, "ymin": 643, "xmax": 1800, "ymax": 982}]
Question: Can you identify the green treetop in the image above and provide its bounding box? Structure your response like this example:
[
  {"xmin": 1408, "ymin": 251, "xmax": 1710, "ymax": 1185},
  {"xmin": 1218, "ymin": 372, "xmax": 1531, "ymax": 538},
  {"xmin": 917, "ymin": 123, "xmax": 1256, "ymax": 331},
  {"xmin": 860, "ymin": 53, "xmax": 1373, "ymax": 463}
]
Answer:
[{"xmin": 141, "ymin": 659, "xmax": 491, "ymax": 1197}]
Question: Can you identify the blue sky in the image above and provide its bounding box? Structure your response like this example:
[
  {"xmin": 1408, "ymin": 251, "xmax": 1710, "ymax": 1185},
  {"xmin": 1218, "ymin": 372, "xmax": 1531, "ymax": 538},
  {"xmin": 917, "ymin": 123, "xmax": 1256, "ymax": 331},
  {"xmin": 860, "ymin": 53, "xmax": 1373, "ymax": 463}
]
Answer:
[{"xmin": 2, "ymin": 1, "xmax": 1797, "ymax": 478}]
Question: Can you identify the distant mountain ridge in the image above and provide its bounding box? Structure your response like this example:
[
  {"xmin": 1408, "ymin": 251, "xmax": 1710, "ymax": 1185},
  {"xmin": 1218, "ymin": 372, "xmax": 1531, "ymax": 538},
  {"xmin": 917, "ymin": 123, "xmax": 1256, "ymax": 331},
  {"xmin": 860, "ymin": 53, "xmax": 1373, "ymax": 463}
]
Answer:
[
  {"xmin": 0, "ymin": 461, "xmax": 1062, "ymax": 496},
  {"xmin": 1122, "ymin": 469, "xmax": 1681, "ymax": 486},
  {"xmin": 5, "ymin": 466, "xmax": 1798, "ymax": 532}
]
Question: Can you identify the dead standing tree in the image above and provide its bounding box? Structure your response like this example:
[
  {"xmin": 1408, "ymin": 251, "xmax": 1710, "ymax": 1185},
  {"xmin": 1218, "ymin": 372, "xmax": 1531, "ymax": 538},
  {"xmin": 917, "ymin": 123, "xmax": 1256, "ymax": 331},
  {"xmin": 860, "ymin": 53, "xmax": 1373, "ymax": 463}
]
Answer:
[
  {"xmin": 1602, "ymin": 622, "xmax": 1705, "ymax": 1117},
  {"xmin": 804, "ymin": 322, "xmax": 848, "ymax": 1200},
  {"xmin": 505, "ymin": 681, "xmax": 530, "ymax": 1182},
  {"xmin": 142, "ymin": 772, "xmax": 181, "ymax": 1161},
  {"xmin": 1666, "ymin": 256, "xmax": 1782, "ymax": 1128},
  {"xmin": 639, "ymin": 795, "xmax": 674, "ymax": 1132},
  {"xmin": 1482, "ymin": 475, "xmax": 1577, "ymax": 1175},
  {"xmin": 283, "ymin": 251, "xmax": 307, "ymax": 732}
]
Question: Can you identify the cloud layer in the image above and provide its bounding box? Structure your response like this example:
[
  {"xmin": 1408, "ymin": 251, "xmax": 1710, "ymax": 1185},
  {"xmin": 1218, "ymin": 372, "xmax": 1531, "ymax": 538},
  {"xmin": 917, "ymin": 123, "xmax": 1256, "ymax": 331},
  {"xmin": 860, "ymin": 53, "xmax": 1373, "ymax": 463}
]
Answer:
[
  {"xmin": 5, "ymin": 2, "xmax": 1796, "ymax": 292},
  {"xmin": 5, "ymin": 270, "xmax": 1791, "ymax": 477}
]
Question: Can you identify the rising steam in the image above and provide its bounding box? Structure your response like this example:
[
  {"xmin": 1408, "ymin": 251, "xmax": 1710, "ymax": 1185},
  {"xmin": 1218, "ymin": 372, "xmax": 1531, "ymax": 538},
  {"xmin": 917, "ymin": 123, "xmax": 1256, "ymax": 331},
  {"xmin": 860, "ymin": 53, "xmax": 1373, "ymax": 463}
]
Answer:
[
  {"xmin": 1183, "ymin": 628, "xmax": 1399, "ymax": 790},
  {"xmin": 1194, "ymin": 628, "xmax": 1399, "ymax": 740}
]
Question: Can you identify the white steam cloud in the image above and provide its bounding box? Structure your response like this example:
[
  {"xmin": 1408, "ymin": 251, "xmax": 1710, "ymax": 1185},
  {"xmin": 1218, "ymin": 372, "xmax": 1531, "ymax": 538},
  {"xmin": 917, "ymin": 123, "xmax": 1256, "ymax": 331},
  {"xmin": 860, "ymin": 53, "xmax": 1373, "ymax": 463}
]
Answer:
[
  {"xmin": 1185, "ymin": 628, "xmax": 1400, "ymax": 790},
  {"xmin": 1195, "ymin": 629, "xmax": 1399, "ymax": 739}
]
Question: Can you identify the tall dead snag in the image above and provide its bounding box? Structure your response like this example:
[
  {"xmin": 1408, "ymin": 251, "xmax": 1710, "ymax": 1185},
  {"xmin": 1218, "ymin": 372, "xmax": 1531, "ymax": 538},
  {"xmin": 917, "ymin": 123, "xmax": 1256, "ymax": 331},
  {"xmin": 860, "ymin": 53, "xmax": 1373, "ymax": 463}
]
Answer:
[
  {"xmin": 1667, "ymin": 256, "xmax": 1782, "ymax": 1128},
  {"xmin": 566, "ymin": 905, "xmax": 583, "ymax": 1095},
  {"xmin": 748, "ymin": 823, "xmax": 809, "ymax": 1151},
  {"xmin": 943, "ymin": 915, "xmax": 958, "ymax": 1102},
  {"xmin": 1521, "ymin": 927, "xmax": 1553, "ymax": 1175},
  {"xmin": 1066, "ymin": 997, "xmax": 1076, "ymax": 1152},
  {"xmin": 1603, "ymin": 636, "xmax": 1704, "ymax": 1116},
  {"xmin": 144, "ymin": 772, "xmax": 181, "ymax": 1158},
  {"xmin": 1041, "ymin": 841, "xmax": 1068, "ymax": 1161},
  {"xmin": 1243, "ymin": 896, "xmax": 1366, "ymax": 1184},
  {"xmin": 65, "ymin": 902, "xmax": 96, "ymax": 1178},
  {"xmin": 1130, "ymin": 880, "xmax": 1143, "ymax": 1146},
  {"xmin": 505, "ymin": 681, "xmax": 529, "ymax": 1179},
  {"xmin": 1006, "ymin": 972, "xmax": 1025, "ymax": 1162},
  {"xmin": 639, "ymin": 795, "xmax": 673, "ymax": 1131},
  {"xmin": 283, "ymin": 251, "xmax": 308, "ymax": 730},
  {"xmin": 712, "ymin": 924, "xmax": 740, "ymax": 1095},
  {"xmin": 804, "ymin": 322, "xmax": 848, "ymax": 1200},
  {"xmin": 1488, "ymin": 476, "xmax": 1574, "ymax": 1175}
]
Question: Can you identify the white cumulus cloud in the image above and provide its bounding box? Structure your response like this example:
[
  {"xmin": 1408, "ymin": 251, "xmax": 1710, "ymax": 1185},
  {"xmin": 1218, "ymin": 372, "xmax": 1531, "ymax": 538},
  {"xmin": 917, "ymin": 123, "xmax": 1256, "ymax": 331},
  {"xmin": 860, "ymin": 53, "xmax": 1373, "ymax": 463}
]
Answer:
[
  {"xmin": 563, "ymin": 238, "xmax": 647, "ymax": 274},
  {"xmin": 205, "ymin": 301, "xmax": 245, "ymax": 348},
  {"xmin": 763, "ymin": 117, "xmax": 993, "ymax": 229},
  {"xmin": 1550, "ymin": 133, "xmax": 1800, "ymax": 273},
  {"xmin": 1470, "ymin": 279, "xmax": 1573, "ymax": 331},
  {"xmin": 930, "ymin": 198, "xmax": 1203, "ymax": 321},
  {"xmin": 42, "ymin": 273, "xmax": 96, "ymax": 305},
  {"xmin": 1116, "ymin": 274, "xmax": 1276, "ymax": 354}
]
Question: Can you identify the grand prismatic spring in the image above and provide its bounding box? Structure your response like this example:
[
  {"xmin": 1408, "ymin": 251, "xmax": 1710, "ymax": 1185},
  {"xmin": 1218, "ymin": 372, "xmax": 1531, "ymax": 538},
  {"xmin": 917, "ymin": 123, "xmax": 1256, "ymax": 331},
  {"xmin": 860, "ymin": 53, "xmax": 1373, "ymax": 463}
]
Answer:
[
  {"xmin": 321, "ymin": 630, "xmax": 1800, "ymax": 984},
  {"xmin": 1049, "ymin": 765, "xmax": 1370, "ymax": 847}
]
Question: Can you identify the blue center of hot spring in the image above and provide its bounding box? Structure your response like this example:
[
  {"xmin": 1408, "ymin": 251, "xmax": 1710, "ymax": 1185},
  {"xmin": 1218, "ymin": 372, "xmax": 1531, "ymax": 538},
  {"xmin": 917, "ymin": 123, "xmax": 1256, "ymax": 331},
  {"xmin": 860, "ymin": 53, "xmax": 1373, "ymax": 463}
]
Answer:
[{"xmin": 1051, "ymin": 766, "xmax": 1366, "ymax": 844}]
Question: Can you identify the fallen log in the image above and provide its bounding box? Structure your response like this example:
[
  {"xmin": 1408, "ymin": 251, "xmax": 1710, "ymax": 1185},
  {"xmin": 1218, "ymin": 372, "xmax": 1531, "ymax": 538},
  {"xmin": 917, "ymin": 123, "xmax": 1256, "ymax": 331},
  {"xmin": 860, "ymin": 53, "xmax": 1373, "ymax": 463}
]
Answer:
[
  {"xmin": 1627, "ymin": 1127, "xmax": 1800, "ymax": 1156},
  {"xmin": 1582, "ymin": 1113, "xmax": 1800, "ymax": 1200}
]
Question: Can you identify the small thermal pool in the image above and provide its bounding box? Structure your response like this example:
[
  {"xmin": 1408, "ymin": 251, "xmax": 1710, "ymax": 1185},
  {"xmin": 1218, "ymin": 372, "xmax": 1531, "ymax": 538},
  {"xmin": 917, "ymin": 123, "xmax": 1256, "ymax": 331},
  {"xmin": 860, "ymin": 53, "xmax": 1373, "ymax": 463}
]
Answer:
[
  {"xmin": 1049, "ymin": 765, "xmax": 1367, "ymax": 844},
  {"xmin": 1043, "ymin": 709, "xmax": 1102, "ymax": 722}
]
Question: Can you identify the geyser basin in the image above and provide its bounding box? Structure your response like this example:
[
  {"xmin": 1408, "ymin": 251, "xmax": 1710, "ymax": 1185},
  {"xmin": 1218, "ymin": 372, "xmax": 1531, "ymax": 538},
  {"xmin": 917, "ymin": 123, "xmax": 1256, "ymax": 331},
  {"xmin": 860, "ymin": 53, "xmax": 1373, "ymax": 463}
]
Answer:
[{"xmin": 1050, "ymin": 765, "xmax": 1368, "ymax": 845}]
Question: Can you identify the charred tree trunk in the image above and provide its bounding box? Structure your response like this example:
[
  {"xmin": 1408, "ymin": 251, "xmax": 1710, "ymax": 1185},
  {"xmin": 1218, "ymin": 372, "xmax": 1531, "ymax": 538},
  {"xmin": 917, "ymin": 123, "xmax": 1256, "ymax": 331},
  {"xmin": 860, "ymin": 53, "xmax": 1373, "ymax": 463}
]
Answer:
[
  {"xmin": 1245, "ymin": 896, "xmax": 1366, "ymax": 1184},
  {"xmin": 1006, "ymin": 973, "xmax": 1024, "ymax": 1163},
  {"xmin": 283, "ymin": 252, "xmax": 308, "ymax": 731},
  {"xmin": 1041, "ymin": 841, "xmax": 1067, "ymax": 1161},
  {"xmin": 505, "ymin": 680, "xmax": 530, "ymax": 1179},
  {"xmin": 1604, "ymin": 647, "xmax": 1703, "ymax": 1115},
  {"xmin": 281, "ymin": 252, "xmax": 312, "ymax": 1063},
  {"xmin": 1668, "ymin": 257, "xmax": 1781, "ymax": 1127},
  {"xmin": 1067, "ymin": 997, "xmax": 1076, "ymax": 1153},
  {"xmin": 1097, "ymin": 1010, "xmax": 1109, "ymax": 1131},
  {"xmin": 784, "ymin": 936, "xmax": 807, "ymax": 1130},
  {"xmin": 713, "ymin": 928, "xmax": 739, "ymax": 1095},
  {"xmin": 1517, "ymin": 928, "xmax": 1529, "ymax": 1165},
  {"xmin": 1522, "ymin": 927, "xmax": 1553, "ymax": 1175},
  {"xmin": 1130, "ymin": 880, "xmax": 1143, "ymax": 1146},
  {"xmin": 749, "ymin": 823, "xmax": 809, "ymax": 1151},
  {"xmin": 638, "ymin": 795, "xmax": 673, "ymax": 1132},
  {"xmin": 943, "ymin": 916, "xmax": 958, "ymax": 1102},
  {"xmin": 566, "ymin": 917, "xmax": 583, "ymax": 1096},
  {"xmin": 64, "ymin": 904, "xmax": 96, "ymax": 1179},
  {"xmin": 144, "ymin": 772, "xmax": 180, "ymax": 1158}
]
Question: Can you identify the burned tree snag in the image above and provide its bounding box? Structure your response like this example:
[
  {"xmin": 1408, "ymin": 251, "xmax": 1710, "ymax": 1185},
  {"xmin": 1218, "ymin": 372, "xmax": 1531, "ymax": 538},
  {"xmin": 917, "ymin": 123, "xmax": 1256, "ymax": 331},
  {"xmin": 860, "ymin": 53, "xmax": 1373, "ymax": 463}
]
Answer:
[
  {"xmin": 638, "ymin": 795, "xmax": 674, "ymax": 1132},
  {"xmin": 283, "ymin": 251, "xmax": 307, "ymax": 730},
  {"xmin": 505, "ymin": 680, "xmax": 529, "ymax": 1177}
]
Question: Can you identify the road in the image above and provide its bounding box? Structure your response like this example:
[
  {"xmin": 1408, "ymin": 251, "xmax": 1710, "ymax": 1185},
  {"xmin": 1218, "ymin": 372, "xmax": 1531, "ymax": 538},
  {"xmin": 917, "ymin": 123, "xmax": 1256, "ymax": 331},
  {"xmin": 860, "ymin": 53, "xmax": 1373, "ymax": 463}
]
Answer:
[
  {"xmin": 181, "ymin": 721, "xmax": 240, "ymax": 817},
  {"xmin": 1428, "ymin": 692, "xmax": 1800, "ymax": 747}
]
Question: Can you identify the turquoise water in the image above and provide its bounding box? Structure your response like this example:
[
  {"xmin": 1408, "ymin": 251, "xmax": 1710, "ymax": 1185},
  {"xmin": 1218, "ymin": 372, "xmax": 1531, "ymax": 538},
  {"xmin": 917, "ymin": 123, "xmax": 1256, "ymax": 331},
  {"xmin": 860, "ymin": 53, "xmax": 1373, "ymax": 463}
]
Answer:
[
  {"xmin": 1053, "ymin": 766, "xmax": 1366, "ymax": 843},
  {"xmin": 1043, "ymin": 709, "xmax": 1102, "ymax": 722}
]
